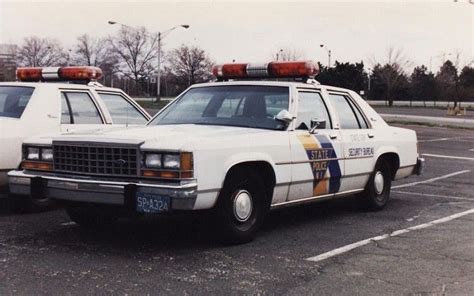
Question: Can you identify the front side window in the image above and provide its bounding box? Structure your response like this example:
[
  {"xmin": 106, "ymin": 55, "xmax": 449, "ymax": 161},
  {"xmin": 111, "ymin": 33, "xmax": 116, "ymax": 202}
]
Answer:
[
  {"xmin": 61, "ymin": 92, "xmax": 103, "ymax": 124},
  {"xmin": 329, "ymin": 94, "xmax": 361, "ymax": 129},
  {"xmin": 149, "ymin": 85, "xmax": 290, "ymax": 130},
  {"xmin": 98, "ymin": 93, "xmax": 147, "ymax": 124},
  {"xmin": 295, "ymin": 91, "xmax": 331, "ymax": 130},
  {"xmin": 0, "ymin": 86, "xmax": 34, "ymax": 119}
]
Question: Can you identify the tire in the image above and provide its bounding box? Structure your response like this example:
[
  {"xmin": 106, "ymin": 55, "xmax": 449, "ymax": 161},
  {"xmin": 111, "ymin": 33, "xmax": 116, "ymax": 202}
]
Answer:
[
  {"xmin": 66, "ymin": 206, "xmax": 119, "ymax": 229},
  {"xmin": 215, "ymin": 169, "xmax": 269, "ymax": 244},
  {"xmin": 359, "ymin": 159, "xmax": 392, "ymax": 211}
]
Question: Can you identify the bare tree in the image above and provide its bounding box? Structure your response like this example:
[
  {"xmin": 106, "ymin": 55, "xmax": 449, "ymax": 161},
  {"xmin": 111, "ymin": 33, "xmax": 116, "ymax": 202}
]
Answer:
[
  {"xmin": 166, "ymin": 44, "xmax": 213, "ymax": 87},
  {"xmin": 72, "ymin": 34, "xmax": 120, "ymax": 85},
  {"xmin": 370, "ymin": 47, "xmax": 412, "ymax": 106},
  {"xmin": 17, "ymin": 36, "xmax": 68, "ymax": 67},
  {"xmin": 108, "ymin": 26, "xmax": 158, "ymax": 82}
]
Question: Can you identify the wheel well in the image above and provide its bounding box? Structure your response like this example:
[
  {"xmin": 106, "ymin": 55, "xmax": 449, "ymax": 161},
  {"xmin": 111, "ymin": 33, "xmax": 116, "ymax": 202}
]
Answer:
[
  {"xmin": 223, "ymin": 161, "xmax": 276, "ymax": 207},
  {"xmin": 378, "ymin": 153, "xmax": 400, "ymax": 180}
]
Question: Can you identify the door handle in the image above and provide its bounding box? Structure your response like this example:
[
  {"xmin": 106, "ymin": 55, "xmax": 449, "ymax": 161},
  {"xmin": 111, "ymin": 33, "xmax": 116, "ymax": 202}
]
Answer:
[
  {"xmin": 329, "ymin": 133, "xmax": 338, "ymax": 139},
  {"xmin": 368, "ymin": 133, "xmax": 375, "ymax": 138}
]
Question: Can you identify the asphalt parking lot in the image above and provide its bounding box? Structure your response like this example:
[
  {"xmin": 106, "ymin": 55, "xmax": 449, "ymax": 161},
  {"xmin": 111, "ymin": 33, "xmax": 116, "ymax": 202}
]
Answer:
[{"xmin": 0, "ymin": 124, "xmax": 473, "ymax": 295}]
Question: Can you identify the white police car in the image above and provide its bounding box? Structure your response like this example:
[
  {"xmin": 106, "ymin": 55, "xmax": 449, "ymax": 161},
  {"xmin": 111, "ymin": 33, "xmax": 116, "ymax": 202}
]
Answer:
[
  {"xmin": 1, "ymin": 66, "xmax": 150, "ymax": 209},
  {"xmin": 8, "ymin": 61, "xmax": 423, "ymax": 243}
]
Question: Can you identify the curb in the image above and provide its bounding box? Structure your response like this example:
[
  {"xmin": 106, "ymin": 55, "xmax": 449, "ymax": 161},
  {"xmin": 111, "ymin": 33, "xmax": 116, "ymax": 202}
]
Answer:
[{"xmin": 381, "ymin": 114, "xmax": 474, "ymax": 129}]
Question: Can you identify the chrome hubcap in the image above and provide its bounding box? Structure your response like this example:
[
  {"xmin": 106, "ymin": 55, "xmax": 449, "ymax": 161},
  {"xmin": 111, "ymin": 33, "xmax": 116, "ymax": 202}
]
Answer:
[
  {"xmin": 374, "ymin": 171, "xmax": 384, "ymax": 195},
  {"xmin": 233, "ymin": 190, "xmax": 253, "ymax": 222}
]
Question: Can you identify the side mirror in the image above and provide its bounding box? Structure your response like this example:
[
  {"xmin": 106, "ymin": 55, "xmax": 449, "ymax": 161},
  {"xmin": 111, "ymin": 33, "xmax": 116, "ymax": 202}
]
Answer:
[
  {"xmin": 274, "ymin": 110, "xmax": 293, "ymax": 125},
  {"xmin": 310, "ymin": 118, "xmax": 326, "ymax": 133}
]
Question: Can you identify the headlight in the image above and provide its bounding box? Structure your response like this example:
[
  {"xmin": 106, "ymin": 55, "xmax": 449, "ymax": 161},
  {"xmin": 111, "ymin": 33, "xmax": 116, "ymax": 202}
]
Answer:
[
  {"xmin": 163, "ymin": 154, "xmax": 180, "ymax": 169},
  {"xmin": 41, "ymin": 148, "xmax": 53, "ymax": 161},
  {"xmin": 145, "ymin": 153, "xmax": 162, "ymax": 168},
  {"xmin": 26, "ymin": 147, "xmax": 40, "ymax": 160}
]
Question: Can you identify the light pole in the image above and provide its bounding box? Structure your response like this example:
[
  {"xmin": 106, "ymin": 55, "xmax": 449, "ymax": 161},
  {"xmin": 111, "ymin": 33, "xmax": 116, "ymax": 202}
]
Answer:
[
  {"xmin": 108, "ymin": 21, "xmax": 189, "ymax": 102},
  {"xmin": 320, "ymin": 44, "xmax": 332, "ymax": 68},
  {"xmin": 367, "ymin": 68, "xmax": 372, "ymax": 92}
]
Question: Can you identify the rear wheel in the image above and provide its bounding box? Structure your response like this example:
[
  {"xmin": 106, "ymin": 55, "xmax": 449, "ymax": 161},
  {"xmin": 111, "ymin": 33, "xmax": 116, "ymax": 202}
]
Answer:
[
  {"xmin": 215, "ymin": 169, "xmax": 268, "ymax": 244},
  {"xmin": 66, "ymin": 206, "xmax": 119, "ymax": 229},
  {"xmin": 359, "ymin": 159, "xmax": 392, "ymax": 211}
]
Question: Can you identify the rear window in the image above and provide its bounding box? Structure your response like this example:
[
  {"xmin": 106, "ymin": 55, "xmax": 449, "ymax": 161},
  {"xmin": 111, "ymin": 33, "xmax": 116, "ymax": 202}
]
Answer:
[{"xmin": 0, "ymin": 86, "xmax": 35, "ymax": 119}]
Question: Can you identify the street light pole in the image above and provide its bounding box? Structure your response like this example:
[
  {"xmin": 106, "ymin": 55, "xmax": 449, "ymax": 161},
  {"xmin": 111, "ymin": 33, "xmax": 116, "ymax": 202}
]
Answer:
[
  {"xmin": 108, "ymin": 21, "xmax": 189, "ymax": 102},
  {"xmin": 320, "ymin": 44, "xmax": 332, "ymax": 68},
  {"xmin": 156, "ymin": 32, "xmax": 161, "ymax": 102}
]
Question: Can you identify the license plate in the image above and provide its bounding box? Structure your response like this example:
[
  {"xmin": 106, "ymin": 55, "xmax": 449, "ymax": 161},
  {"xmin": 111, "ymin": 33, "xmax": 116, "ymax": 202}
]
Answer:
[{"xmin": 136, "ymin": 192, "xmax": 170, "ymax": 213}]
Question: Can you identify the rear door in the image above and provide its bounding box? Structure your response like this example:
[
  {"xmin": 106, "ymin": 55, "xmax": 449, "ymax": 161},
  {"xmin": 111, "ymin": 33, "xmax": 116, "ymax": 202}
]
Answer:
[
  {"xmin": 60, "ymin": 90, "xmax": 106, "ymax": 133},
  {"xmin": 287, "ymin": 89, "xmax": 344, "ymax": 201},
  {"xmin": 327, "ymin": 92, "xmax": 374, "ymax": 191}
]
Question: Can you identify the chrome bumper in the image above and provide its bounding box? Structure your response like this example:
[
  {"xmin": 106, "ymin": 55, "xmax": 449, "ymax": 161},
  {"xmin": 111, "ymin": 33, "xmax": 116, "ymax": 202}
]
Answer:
[
  {"xmin": 8, "ymin": 170, "xmax": 198, "ymax": 210},
  {"xmin": 414, "ymin": 157, "xmax": 425, "ymax": 175}
]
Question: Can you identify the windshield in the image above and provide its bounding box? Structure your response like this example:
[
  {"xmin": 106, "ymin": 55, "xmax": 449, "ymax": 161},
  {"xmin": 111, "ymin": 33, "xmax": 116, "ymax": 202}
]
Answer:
[
  {"xmin": 0, "ymin": 86, "xmax": 35, "ymax": 119},
  {"xmin": 149, "ymin": 85, "xmax": 290, "ymax": 130}
]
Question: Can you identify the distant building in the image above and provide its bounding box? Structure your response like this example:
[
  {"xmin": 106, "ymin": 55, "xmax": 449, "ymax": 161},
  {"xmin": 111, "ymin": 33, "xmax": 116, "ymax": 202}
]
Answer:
[{"xmin": 0, "ymin": 44, "xmax": 17, "ymax": 81}]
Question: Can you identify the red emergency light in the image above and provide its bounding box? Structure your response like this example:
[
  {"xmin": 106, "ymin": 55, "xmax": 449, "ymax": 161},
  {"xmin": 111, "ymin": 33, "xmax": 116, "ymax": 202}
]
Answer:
[
  {"xmin": 16, "ymin": 66, "xmax": 103, "ymax": 82},
  {"xmin": 212, "ymin": 61, "xmax": 319, "ymax": 80}
]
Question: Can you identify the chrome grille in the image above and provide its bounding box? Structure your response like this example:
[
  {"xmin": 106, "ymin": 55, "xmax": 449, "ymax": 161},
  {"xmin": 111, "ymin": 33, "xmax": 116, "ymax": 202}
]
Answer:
[{"xmin": 53, "ymin": 143, "xmax": 139, "ymax": 177}]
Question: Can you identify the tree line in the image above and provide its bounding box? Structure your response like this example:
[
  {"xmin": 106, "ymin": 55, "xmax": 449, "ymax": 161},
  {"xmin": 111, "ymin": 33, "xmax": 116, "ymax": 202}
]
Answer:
[
  {"xmin": 11, "ymin": 27, "xmax": 213, "ymax": 97},
  {"xmin": 317, "ymin": 50, "xmax": 474, "ymax": 106},
  {"xmin": 6, "ymin": 34, "xmax": 474, "ymax": 104}
]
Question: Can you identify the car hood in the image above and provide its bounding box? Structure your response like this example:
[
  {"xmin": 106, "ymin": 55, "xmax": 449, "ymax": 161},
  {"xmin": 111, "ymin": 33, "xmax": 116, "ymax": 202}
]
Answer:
[{"xmin": 48, "ymin": 124, "xmax": 273, "ymax": 151}]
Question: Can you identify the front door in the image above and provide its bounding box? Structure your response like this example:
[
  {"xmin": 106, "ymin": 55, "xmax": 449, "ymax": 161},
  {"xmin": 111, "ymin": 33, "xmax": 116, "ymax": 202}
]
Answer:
[{"xmin": 287, "ymin": 90, "xmax": 344, "ymax": 201}]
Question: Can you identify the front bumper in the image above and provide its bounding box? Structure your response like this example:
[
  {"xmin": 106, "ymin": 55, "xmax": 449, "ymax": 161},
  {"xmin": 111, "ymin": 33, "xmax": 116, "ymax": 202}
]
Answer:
[
  {"xmin": 414, "ymin": 157, "xmax": 425, "ymax": 175},
  {"xmin": 8, "ymin": 170, "xmax": 198, "ymax": 211}
]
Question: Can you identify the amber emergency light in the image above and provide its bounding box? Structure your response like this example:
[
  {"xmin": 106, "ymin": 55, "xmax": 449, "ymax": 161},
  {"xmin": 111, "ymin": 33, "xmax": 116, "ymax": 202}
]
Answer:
[
  {"xmin": 16, "ymin": 66, "xmax": 103, "ymax": 82},
  {"xmin": 212, "ymin": 61, "xmax": 319, "ymax": 80}
]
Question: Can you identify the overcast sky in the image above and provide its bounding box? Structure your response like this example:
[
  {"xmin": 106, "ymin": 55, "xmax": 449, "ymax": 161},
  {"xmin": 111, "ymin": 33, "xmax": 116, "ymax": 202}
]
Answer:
[{"xmin": 0, "ymin": 0, "xmax": 472, "ymax": 71}]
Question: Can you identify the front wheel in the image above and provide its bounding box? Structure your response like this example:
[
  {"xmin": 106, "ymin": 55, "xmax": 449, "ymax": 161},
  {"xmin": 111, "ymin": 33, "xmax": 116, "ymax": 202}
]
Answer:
[
  {"xmin": 215, "ymin": 170, "xmax": 268, "ymax": 244},
  {"xmin": 359, "ymin": 159, "xmax": 392, "ymax": 211}
]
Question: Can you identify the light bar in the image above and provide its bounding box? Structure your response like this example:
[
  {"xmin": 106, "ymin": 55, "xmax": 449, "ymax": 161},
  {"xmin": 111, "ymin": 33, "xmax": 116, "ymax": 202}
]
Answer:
[
  {"xmin": 212, "ymin": 61, "xmax": 319, "ymax": 80},
  {"xmin": 16, "ymin": 66, "xmax": 103, "ymax": 82}
]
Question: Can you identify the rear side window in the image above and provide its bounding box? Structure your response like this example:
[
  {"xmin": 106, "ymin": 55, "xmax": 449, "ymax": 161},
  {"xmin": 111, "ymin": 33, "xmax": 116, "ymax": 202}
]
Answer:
[
  {"xmin": 61, "ymin": 92, "xmax": 103, "ymax": 124},
  {"xmin": 0, "ymin": 86, "xmax": 34, "ymax": 119},
  {"xmin": 329, "ymin": 94, "xmax": 360, "ymax": 129},
  {"xmin": 98, "ymin": 93, "xmax": 147, "ymax": 124}
]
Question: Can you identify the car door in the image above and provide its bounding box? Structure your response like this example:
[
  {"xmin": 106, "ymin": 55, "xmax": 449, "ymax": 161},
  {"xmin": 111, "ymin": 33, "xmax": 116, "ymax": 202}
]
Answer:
[
  {"xmin": 287, "ymin": 89, "xmax": 344, "ymax": 201},
  {"xmin": 60, "ymin": 90, "xmax": 107, "ymax": 133},
  {"xmin": 95, "ymin": 91, "xmax": 150, "ymax": 125},
  {"xmin": 327, "ymin": 92, "xmax": 374, "ymax": 191}
]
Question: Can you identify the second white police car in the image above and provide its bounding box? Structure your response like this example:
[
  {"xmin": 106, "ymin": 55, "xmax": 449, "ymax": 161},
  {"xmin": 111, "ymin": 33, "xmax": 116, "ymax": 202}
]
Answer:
[{"xmin": 9, "ymin": 61, "xmax": 424, "ymax": 244}]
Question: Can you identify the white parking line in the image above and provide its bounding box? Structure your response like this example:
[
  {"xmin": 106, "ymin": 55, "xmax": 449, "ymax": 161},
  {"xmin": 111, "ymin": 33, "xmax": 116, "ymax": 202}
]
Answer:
[
  {"xmin": 392, "ymin": 190, "xmax": 474, "ymax": 201},
  {"xmin": 392, "ymin": 170, "xmax": 471, "ymax": 189},
  {"xmin": 419, "ymin": 138, "xmax": 449, "ymax": 143},
  {"xmin": 306, "ymin": 208, "xmax": 474, "ymax": 263},
  {"xmin": 60, "ymin": 221, "xmax": 77, "ymax": 226},
  {"xmin": 422, "ymin": 153, "xmax": 474, "ymax": 161}
]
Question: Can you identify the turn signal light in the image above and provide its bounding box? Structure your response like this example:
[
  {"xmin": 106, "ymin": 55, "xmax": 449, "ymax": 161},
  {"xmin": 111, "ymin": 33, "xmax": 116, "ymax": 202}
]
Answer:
[{"xmin": 21, "ymin": 161, "xmax": 53, "ymax": 171}]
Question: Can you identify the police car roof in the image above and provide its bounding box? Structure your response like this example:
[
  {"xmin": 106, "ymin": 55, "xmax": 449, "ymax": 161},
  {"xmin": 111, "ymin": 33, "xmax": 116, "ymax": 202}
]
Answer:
[
  {"xmin": 0, "ymin": 81, "xmax": 122, "ymax": 92},
  {"xmin": 190, "ymin": 80, "xmax": 353, "ymax": 94}
]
